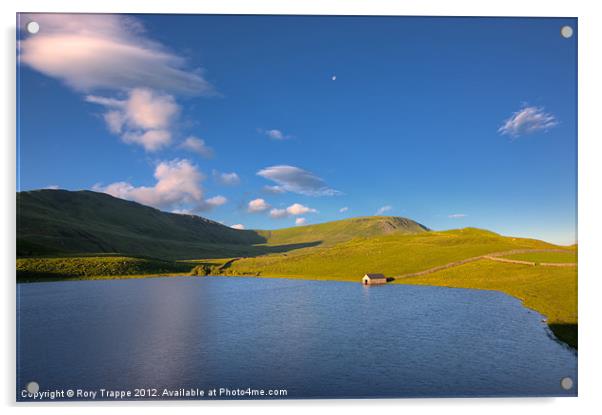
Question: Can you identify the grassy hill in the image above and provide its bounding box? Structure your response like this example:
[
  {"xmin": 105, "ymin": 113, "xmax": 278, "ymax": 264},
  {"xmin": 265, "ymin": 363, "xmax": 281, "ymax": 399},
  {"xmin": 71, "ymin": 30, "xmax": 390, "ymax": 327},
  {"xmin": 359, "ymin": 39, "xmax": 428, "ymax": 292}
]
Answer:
[
  {"xmin": 203, "ymin": 228, "xmax": 559, "ymax": 280},
  {"xmin": 257, "ymin": 216, "xmax": 428, "ymax": 246},
  {"xmin": 17, "ymin": 189, "xmax": 267, "ymax": 259}
]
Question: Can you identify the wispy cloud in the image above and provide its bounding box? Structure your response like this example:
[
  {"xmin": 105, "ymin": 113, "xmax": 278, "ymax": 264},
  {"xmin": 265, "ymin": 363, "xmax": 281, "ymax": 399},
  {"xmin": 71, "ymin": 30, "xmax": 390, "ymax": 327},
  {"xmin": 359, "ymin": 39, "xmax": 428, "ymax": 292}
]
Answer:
[
  {"xmin": 269, "ymin": 203, "xmax": 317, "ymax": 219},
  {"xmin": 247, "ymin": 198, "xmax": 270, "ymax": 213},
  {"xmin": 213, "ymin": 170, "xmax": 240, "ymax": 186},
  {"xmin": 19, "ymin": 14, "xmax": 212, "ymax": 94},
  {"xmin": 231, "ymin": 224, "xmax": 245, "ymax": 230},
  {"xmin": 257, "ymin": 165, "xmax": 340, "ymax": 196},
  {"xmin": 339, "ymin": 206, "xmax": 349, "ymax": 213},
  {"xmin": 92, "ymin": 159, "xmax": 226, "ymax": 212},
  {"xmin": 448, "ymin": 213, "xmax": 467, "ymax": 219},
  {"xmin": 181, "ymin": 136, "xmax": 214, "ymax": 158},
  {"xmin": 263, "ymin": 185, "xmax": 287, "ymax": 194},
  {"xmin": 258, "ymin": 128, "xmax": 291, "ymax": 140},
  {"xmin": 375, "ymin": 205, "xmax": 392, "ymax": 215},
  {"xmin": 498, "ymin": 105, "xmax": 558, "ymax": 138},
  {"xmin": 295, "ymin": 218, "xmax": 307, "ymax": 226},
  {"xmin": 44, "ymin": 185, "xmax": 60, "ymax": 190}
]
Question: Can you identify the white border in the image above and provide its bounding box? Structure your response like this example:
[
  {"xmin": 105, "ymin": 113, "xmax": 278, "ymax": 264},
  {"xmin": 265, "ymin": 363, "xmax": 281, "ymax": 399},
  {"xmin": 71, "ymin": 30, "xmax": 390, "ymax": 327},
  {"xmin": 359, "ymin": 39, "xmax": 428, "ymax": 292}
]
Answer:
[{"xmin": 2, "ymin": 1, "xmax": 601, "ymax": 414}]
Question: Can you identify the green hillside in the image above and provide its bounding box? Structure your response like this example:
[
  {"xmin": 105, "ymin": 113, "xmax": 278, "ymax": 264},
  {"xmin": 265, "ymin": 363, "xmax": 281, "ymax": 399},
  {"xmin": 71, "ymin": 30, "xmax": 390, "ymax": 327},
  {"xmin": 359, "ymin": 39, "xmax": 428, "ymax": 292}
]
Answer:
[
  {"xmin": 17, "ymin": 189, "xmax": 267, "ymax": 259},
  {"xmin": 199, "ymin": 228, "xmax": 559, "ymax": 280},
  {"xmin": 257, "ymin": 216, "xmax": 428, "ymax": 246}
]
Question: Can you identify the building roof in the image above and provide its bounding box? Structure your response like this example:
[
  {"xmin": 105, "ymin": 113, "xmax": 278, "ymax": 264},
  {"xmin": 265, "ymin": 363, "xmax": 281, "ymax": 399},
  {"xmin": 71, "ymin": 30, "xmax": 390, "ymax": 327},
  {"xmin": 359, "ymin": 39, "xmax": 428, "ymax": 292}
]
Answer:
[{"xmin": 363, "ymin": 273, "xmax": 386, "ymax": 280}]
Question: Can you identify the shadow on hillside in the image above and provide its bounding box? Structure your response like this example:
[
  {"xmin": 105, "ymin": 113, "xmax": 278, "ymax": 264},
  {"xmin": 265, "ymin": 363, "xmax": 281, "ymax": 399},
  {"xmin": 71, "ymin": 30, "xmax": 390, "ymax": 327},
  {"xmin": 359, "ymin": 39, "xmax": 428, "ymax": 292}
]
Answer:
[
  {"xmin": 182, "ymin": 240, "xmax": 324, "ymax": 260},
  {"xmin": 220, "ymin": 258, "xmax": 238, "ymax": 270},
  {"xmin": 17, "ymin": 239, "xmax": 324, "ymax": 261},
  {"xmin": 250, "ymin": 241, "xmax": 322, "ymax": 255}
]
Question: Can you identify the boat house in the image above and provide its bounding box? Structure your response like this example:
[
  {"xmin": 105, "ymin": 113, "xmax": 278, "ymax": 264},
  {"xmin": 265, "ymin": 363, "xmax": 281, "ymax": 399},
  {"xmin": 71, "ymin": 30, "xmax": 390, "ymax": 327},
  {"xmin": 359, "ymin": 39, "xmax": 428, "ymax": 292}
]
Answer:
[{"xmin": 362, "ymin": 273, "xmax": 387, "ymax": 285}]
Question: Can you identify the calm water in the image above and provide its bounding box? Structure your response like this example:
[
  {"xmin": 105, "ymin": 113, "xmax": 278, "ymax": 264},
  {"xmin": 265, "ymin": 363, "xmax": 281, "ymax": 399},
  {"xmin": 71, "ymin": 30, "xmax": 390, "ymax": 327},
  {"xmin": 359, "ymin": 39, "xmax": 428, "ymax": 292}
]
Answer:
[{"xmin": 17, "ymin": 277, "xmax": 577, "ymax": 400}]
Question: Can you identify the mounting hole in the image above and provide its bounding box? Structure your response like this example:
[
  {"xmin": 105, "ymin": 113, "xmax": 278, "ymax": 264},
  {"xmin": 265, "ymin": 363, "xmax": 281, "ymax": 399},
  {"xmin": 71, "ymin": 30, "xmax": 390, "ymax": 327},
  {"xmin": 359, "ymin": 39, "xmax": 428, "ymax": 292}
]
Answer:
[
  {"xmin": 560, "ymin": 25, "xmax": 573, "ymax": 39},
  {"xmin": 26, "ymin": 21, "xmax": 40, "ymax": 34},
  {"xmin": 26, "ymin": 381, "xmax": 39, "ymax": 394},
  {"xmin": 560, "ymin": 377, "xmax": 574, "ymax": 390}
]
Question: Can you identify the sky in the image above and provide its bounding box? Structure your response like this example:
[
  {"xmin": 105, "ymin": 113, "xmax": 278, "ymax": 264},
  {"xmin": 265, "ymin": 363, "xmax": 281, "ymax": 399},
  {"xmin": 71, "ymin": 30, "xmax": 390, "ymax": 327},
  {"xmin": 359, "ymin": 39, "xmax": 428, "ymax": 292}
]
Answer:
[{"xmin": 17, "ymin": 14, "xmax": 577, "ymax": 245}]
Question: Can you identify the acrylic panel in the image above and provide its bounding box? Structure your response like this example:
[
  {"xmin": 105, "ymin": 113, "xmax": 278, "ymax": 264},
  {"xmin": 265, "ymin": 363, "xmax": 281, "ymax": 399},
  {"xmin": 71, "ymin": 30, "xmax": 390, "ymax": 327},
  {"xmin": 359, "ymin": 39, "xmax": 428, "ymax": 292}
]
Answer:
[{"xmin": 16, "ymin": 13, "xmax": 577, "ymax": 401}]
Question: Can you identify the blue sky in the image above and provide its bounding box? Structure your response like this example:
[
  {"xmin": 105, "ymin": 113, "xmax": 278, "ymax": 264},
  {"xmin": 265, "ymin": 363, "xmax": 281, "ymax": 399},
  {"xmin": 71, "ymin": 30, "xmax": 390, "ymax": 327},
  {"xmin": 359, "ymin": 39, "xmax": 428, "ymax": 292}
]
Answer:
[{"xmin": 17, "ymin": 14, "xmax": 577, "ymax": 244}]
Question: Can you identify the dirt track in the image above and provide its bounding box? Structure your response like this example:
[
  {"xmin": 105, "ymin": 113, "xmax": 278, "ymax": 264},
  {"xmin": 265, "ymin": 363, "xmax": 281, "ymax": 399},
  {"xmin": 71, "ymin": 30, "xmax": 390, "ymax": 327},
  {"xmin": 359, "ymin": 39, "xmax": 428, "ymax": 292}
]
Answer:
[{"xmin": 395, "ymin": 249, "xmax": 576, "ymax": 279}]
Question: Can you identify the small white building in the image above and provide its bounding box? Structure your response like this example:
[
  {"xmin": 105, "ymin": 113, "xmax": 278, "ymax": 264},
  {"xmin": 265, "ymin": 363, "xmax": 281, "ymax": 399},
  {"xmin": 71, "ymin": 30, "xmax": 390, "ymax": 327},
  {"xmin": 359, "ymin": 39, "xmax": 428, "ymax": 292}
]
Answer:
[{"xmin": 362, "ymin": 273, "xmax": 387, "ymax": 285}]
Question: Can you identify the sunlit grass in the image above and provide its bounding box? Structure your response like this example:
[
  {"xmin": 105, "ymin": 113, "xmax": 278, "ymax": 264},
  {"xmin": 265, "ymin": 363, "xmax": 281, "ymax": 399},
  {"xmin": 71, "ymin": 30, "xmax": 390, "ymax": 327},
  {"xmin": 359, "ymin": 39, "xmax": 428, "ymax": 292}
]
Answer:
[
  {"xmin": 213, "ymin": 228, "xmax": 558, "ymax": 280},
  {"xmin": 17, "ymin": 256, "xmax": 194, "ymax": 282},
  {"xmin": 502, "ymin": 251, "xmax": 577, "ymax": 264}
]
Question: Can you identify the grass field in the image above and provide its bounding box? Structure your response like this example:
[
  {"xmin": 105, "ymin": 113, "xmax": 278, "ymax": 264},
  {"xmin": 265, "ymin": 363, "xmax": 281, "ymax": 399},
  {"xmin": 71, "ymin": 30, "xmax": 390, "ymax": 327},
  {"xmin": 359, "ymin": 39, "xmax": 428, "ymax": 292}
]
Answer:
[
  {"xmin": 16, "ymin": 256, "xmax": 195, "ymax": 282},
  {"xmin": 396, "ymin": 259, "xmax": 577, "ymax": 348},
  {"xmin": 501, "ymin": 250, "xmax": 577, "ymax": 264}
]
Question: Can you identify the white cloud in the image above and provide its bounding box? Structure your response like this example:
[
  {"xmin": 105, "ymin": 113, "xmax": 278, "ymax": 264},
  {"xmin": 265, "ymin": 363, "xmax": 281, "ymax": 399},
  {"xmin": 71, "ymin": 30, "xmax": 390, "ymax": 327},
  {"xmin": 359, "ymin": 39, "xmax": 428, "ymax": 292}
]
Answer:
[
  {"xmin": 248, "ymin": 198, "xmax": 271, "ymax": 213},
  {"xmin": 257, "ymin": 128, "xmax": 291, "ymax": 140},
  {"xmin": 172, "ymin": 208, "xmax": 193, "ymax": 215},
  {"xmin": 122, "ymin": 129, "xmax": 172, "ymax": 152},
  {"xmin": 263, "ymin": 129, "xmax": 289, "ymax": 140},
  {"xmin": 257, "ymin": 165, "xmax": 340, "ymax": 196},
  {"xmin": 339, "ymin": 206, "xmax": 349, "ymax": 213},
  {"xmin": 231, "ymin": 224, "xmax": 245, "ymax": 230},
  {"xmin": 205, "ymin": 195, "xmax": 227, "ymax": 209},
  {"xmin": 498, "ymin": 106, "xmax": 558, "ymax": 137},
  {"xmin": 19, "ymin": 14, "xmax": 212, "ymax": 94},
  {"xmin": 86, "ymin": 88, "xmax": 179, "ymax": 151},
  {"xmin": 375, "ymin": 205, "xmax": 392, "ymax": 215},
  {"xmin": 295, "ymin": 218, "xmax": 307, "ymax": 226},
  {"xmin": 269, "ymin": 203, "xmax": 317, "ymax": 219},
  {"xmin": 448, "ymin": 213, "xmax": 467, "ymax": 219},
  {"xmin": 181, "ymin": 136, "xmax": 214, "ymax": 158},
  {"xmin": 92, "ymin": 159, "xmax": 225, "ymax": 212},
  {"xmin": 286, "ymin": 203, "xmax": 317, "ymax": 215},
  {"xmin": 44, "ymin": 185, "xmax": 60, "ymax": 190},
  {"xmin": 214, "ymin": 171, "xmax": 240, "ymax": 185},
  {"xmin": 269, "ymin": 208, "xmax": 288, "ymax": 219}
]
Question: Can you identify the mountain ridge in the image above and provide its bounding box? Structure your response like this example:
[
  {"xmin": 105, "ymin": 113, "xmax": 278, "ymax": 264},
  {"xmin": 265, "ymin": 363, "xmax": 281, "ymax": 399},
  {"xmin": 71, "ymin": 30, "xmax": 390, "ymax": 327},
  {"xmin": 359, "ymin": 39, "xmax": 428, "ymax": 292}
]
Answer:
[{"xmin": 17, "ymin": 189, "xmax": 428, "ymax": 258}]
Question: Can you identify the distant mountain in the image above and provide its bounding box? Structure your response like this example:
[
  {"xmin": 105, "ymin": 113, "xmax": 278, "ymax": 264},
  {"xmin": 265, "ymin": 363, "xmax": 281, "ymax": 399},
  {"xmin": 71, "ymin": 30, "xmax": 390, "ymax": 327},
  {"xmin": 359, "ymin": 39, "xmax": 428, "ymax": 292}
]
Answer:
[
  {"xmin": 257, "ymin": 216, "xmax": 429, "ymax": 246},
  {"xmin": 17, "ymin": 189, "xmax": 430, "ymax": 259}
]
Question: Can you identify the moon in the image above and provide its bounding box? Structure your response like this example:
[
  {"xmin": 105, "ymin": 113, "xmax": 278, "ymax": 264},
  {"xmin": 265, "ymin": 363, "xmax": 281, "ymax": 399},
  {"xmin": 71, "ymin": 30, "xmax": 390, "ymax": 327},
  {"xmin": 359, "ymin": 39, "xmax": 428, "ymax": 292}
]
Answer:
[{"xmin": 331, "ymin": 75, "xmax": 337, "ymax": 81}]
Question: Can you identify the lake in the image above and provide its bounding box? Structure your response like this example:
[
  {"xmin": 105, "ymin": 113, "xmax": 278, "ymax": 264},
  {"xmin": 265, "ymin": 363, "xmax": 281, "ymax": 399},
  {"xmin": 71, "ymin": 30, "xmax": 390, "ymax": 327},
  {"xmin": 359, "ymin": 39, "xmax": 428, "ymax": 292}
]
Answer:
[{"xmin": 17, "ymin": 276, "xmax": 577, "ymax": 400}]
